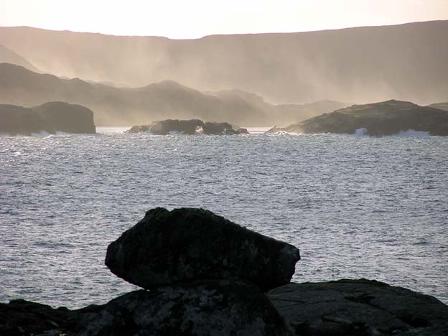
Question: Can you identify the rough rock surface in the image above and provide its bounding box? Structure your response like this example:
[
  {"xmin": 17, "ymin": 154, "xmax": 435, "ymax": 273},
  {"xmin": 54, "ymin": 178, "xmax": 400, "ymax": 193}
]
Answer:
[
  {"xmin": 3, "ymin": 279, "xmax": 448, "ymax": 336},
  {"xmin": 268, "ymin": 279, "xmax": 448, "ymax": 336},
  {"xmin": 0, "ymin": 101, "xmax": 96, "ymax": 135},
  {"xmin": 0, "ymin": 281, "xmax": 290, "ymax": 336},
  {"xmin": 276, "ymin": 100, "xmax": 448, "ymax": 136},
  {"xmin": 105, "ymin": 207, "xmax": 301, "ymax": 291},
  {"xmin": 77, "ymin": 280, "xmax": 291, "ymax": 336},
  {"xmin": 127, "ymin": 119, "xmax": 248, "ymax": 135},
  {"xmin": 0, "ymin": 299, "xmax": 77, "ymax": 336}
]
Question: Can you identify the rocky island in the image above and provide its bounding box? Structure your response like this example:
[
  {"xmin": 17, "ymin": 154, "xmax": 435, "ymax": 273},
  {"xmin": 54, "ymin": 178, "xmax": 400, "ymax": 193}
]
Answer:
[
  {"xmin": 0, "ymin": 101, "xmax": 96, "ymax": 135},
  {"xmin": 1, "ymin": 208, "xmax": 448, "ymax": 335},
  {"xmin": 127, "ymin": 119, "xmax": 249, "ymax": 135},
  {"xmin": 272, "ymin": 100, "xmax": 448, "ymax": 136}
]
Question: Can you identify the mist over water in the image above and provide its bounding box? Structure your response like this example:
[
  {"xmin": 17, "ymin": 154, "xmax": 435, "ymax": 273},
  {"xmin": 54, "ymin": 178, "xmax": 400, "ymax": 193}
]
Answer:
[
  {"xmin": 1, "ymin": 21, "xmax": 448, "ymax": 106},
  {"xmin": 0, "ymin": 132, "xmax": 447, "ymax": 308}
]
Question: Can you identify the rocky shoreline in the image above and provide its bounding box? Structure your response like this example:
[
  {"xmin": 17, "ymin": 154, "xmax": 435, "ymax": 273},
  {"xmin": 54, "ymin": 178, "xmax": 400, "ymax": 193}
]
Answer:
[
  {"xmin": 270, "ymin": 100, "xmax": 448, "ymax": 136},
  {"xmin": 1, "ymin": 208, "xmax": 447, "ymax": 335}
]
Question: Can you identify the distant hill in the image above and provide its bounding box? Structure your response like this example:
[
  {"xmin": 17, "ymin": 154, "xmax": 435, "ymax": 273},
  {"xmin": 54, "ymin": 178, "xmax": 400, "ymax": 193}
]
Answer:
[
  {"xmin": 277, "ymin": 100, "xmax": 448, "ymax": 136},
  {"xmin": 0, "ymin": 63, "xmax": 343, "ymax": 126},
  {"xmin": 0, "ymin": 45, "xmax": 37, "ymax": 71},
  {"xmin": 0, "ymin": 21, "xmax": 447, "ymax": 104},
  {"xmin": 0, "ymin": 101, "xmax": 95, "ymax": 135}
]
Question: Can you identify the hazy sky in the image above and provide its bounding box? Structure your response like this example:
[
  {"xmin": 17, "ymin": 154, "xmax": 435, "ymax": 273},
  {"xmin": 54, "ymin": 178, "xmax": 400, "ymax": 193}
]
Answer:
[{"xmin": 1, "ymin": 0, "xmax": 448, "ymax": 38}]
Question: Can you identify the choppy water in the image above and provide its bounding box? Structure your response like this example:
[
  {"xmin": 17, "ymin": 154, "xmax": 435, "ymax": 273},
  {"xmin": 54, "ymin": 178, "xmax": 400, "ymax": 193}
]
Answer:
[{"xmin": 0, "ymin": 129, "xmax": 447, "ymax": 308}]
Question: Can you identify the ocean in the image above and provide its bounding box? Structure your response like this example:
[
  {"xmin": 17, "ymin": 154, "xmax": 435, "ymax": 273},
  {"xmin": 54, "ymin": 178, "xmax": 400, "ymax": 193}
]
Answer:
[{"xmin": 0, "ymin": 128, "xmax": 447, "ymax": 308}]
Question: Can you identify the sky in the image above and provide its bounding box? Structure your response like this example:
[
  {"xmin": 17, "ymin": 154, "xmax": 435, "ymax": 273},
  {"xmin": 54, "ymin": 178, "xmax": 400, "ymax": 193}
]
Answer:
[{"xmin": 0, "ymin": 0, "xmax": 448, "ymax": 38}]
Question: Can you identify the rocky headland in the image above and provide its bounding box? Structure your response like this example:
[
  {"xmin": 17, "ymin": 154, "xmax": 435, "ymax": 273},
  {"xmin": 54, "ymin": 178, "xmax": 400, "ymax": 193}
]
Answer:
[
  {"xmin": 270, "ymin": 100, "xmax": 448, "ymax": 136},
  {"xmin": 127, "ymin": 119, "xmax": 249, "ymax": 135},
  {"xmin": 1, "ymin": 208, "xmax": 448, "ymax": 335},
  {"xmin": 0, "ymin": 101, "xmax": 96, "ymax": 135}
]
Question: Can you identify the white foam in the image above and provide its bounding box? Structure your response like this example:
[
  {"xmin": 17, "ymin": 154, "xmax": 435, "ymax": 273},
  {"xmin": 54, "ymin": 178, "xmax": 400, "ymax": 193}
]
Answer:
[
  {"xmin": 353, "ymin": 128, "xmax": 431, "ymax": 137},
  {"xmin": 395, "ymin": 129, "xmax": 430, "ymax": 137},
  {"xmin": 245, "ymin": 127, "xmax": 272, "ymax": 134},
  {"xmin": 30, "ymin": 131, "xmax": 51, "ymax": 137},
  {"xmin": 96, "ymin": 127, "xmax": 129, "ymax": 134},
  {"xmin": 354, "ymin": 128, "xmax": 368, "ymax": 136}
]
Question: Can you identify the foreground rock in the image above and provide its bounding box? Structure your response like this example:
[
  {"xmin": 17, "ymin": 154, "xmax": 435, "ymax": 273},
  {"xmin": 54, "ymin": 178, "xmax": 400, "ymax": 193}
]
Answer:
[
  {"xmin": 4, "ymin": 207, "xmax": 448, "ymax": 336},
  {"xmin": 0, "ymin": 299, "xmax": 76, "ymax": 336},
  {"xmin": 78, "ymin": 280, "xmax": 290, "ymax": 336},
  {"xmin": 127, "ymin": 119, "xmax": 248, "ymax": 135},
  {"xmin": 0, "ymin": 281, "xmax": 290, "ymax": 336},
  {"xmin": 0, "ymin": 101, "xmax": 96, "ymax": 135},
  {"xmin": 269, "ymin": 279, "xmax": 448, "ymax": 336},
  {"xmin": 273, "ymin": 100, "xmax": 448, "ymax": 136},
  {"xmin": 106, "ymin": 207, "xmax": 300, "ymax": 291},
  {"xmin": 3, "ymin": 279, "xmax": 448, "ymax": 336}
]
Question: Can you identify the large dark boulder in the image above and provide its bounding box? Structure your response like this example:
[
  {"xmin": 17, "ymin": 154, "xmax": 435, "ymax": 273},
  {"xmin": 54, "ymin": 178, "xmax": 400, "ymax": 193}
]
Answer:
[
  {"xmin": 105, "ymin": 207, "xmax": 300, "ymax": 291},
  {"xmin": 268, "ymin": 279, "xmax": 448, "ymax": 336},
  {"xmin": 0, "ymin": 101, "xmax": 96, "ymax": 135},
  {"xmin": 278, "ymin": 100, "xmax": 448, "ymax": 136},
  {"xmin": 77, "ymin": 280, "xmax": 291, "ymax": 336},
  {"xmin": 126, "ymin": 119, "xmax": 248, "ymax": 135}
]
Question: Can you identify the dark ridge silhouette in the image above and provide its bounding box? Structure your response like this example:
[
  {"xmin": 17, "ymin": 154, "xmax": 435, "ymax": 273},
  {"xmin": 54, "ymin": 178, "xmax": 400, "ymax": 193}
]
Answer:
[
  {"xmin": 0, "ymin": 63, "xmax": 343, "ymax": 126},
  {"xmin": 0, "ymin": 21, "xmax": 447, "ymax": 104}
]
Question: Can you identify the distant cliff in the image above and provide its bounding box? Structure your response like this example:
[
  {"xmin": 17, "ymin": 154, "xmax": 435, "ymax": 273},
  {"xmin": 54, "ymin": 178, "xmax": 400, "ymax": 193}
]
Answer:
[
  {"xmin": 0, "ymin": 21, "xmax": 447, "ymax": 104},
  {"xmin": 276, "ymin": 100, "xmax": 448, "ymax": 136},
  {"xmin": 0, "ymin": 101, "xmax": 96, "ymax": 135}
]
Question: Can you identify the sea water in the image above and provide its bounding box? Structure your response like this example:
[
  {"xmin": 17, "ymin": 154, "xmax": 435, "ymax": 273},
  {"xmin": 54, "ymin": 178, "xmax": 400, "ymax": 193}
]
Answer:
[{"xmin": 0, "ymin": 129, "xmax": 447, "ymax": 308}]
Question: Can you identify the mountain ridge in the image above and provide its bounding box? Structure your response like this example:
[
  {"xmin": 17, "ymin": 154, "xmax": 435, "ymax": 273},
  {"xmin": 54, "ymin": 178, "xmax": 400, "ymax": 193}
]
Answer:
[
  {"xmin": 0, "ymin": 20, "xmax": 447, "ymax": 104},
  {"xmin": 0, "ymin": 63, "xmax": 344, "ymax": 126}
]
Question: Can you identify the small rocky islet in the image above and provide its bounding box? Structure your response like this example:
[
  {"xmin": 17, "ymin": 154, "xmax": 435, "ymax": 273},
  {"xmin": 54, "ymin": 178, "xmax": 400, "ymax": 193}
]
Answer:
[
  {"xmin": 1, "ymin": 208, "xmax": 448, "ymax": 336},
  {"xmin": 127, "ymin": 119, "xmax": 249, "ymax": 135}
]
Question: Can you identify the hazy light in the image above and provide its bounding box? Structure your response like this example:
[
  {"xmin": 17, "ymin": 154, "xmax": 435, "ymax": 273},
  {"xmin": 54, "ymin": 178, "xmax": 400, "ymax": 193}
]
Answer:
[{"xmin": 0, "ymin": 0, "xmax": 447, "ymax": 38}]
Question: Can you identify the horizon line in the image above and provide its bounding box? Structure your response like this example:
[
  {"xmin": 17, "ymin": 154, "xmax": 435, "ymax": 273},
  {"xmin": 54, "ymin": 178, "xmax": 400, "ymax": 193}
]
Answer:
[{"xmin": 0, "ymin": 19, "xmax": 446, "ymax": 40}]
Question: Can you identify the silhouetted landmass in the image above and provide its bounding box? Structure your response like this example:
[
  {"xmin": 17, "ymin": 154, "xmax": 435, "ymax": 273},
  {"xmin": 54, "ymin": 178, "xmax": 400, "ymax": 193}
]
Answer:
[
  {"xmin": 274, "ymin": 100, "xmax": 448, "ymax": 136},
  {"xmin": 0, "ymin": 45, "xmax": 37, "ymax": 71},
  {"xmin": 127, "ymin": 119, "xmax": 249, "ymax": 135},
  {"xmin": 0, "ymin": 21, "xmax": 447, "ymax": 104},
  {"xmin": 0, "ymin": 63, "xmax": 342, "ymax": 126},
  {"xmin": 429, "ymin": 102, "xmax": 448, "ymax": 111},
  {"xmin": 0, "ymin": 101, "xmax": 96, "ymax": 135},
  {"xmin": 1, "ymin": 208, "xmax": 448, "ymax": 335}
]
